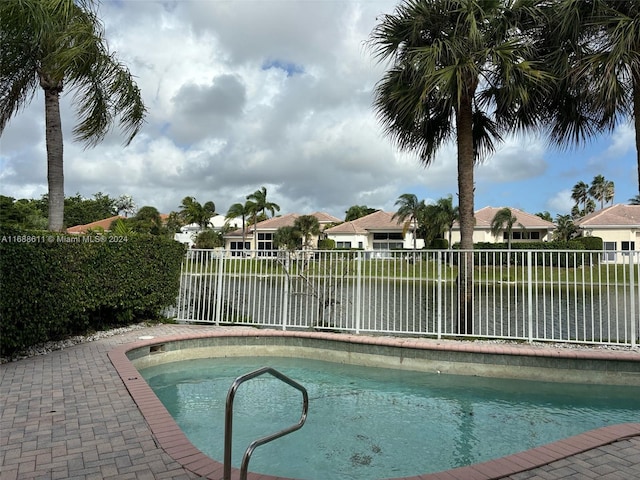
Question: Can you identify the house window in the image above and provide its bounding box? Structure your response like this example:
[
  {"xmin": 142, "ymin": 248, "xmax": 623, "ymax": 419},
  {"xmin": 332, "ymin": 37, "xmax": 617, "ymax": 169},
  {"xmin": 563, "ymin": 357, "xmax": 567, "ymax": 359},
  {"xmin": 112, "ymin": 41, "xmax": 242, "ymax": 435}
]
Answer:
[
  {"xmin": 373, "ymin": 242, "xmax": 404, "ymax": 250},
  {"xmin": 602, "ymin": 241, "xmax": 616, "ymax": 262},
  {"xmin": 504, "ymin": 231, "xmax": 541, "ymax": 241},
  {"xmin": 230, "ymin": 241, "xmax": 250, "ymax": 254},
  {"xmin": 256, "ymin": 233, "xmax": 275, "ymax": 256},
  {"xmin": 373, "ymin": 232, "xmax": 404, "ymax": 250},
  {"xmin": 621, "ymin": 241, "xmax": 636, "ymax": 255},
  {"xmin": 336, "ymin": 241, "xmax": 351, "ymax": 249},
  {"xmin": 373, "ymin": 232, "xmax": 403, "ymax": 240}
]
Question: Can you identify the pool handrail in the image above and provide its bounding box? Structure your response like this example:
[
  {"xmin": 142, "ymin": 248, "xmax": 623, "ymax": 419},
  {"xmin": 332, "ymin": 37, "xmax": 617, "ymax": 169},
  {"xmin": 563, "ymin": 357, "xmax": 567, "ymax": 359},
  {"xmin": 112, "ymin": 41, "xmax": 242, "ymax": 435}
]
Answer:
[{"xmin": 223, "ymin": 366, "xmax": 309, "ymax": 480}]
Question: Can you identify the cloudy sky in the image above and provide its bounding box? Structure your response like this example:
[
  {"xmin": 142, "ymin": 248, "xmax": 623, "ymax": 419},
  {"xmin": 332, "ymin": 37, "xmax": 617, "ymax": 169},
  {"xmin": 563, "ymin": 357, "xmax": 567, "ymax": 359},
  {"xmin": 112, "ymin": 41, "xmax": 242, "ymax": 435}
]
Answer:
[{"xmin": 0, "ymin": 0, "xmax": 637, "ymax": 221}]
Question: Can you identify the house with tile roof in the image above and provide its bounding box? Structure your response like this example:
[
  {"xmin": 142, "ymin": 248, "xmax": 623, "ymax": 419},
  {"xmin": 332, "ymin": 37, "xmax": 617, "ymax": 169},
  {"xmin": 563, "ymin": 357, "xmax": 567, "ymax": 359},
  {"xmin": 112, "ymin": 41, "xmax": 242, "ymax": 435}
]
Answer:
[
  {"xmin": 224, "ymin": 212, "xmax": 342, "ymax": 255},
  {"xmin": 574, "ymin": 204, "xmax": 640, "ymax": 262},
  {"xmin": 324, "ymin": 210, "xmax": 424, "ymax": 253},
  {"xmin": 450, "ymin": 206, "xmax": 555, "ymax": 245},
  {"xmin": 66, "ymin": 215, "xmax": 124, "ymax": 234}
]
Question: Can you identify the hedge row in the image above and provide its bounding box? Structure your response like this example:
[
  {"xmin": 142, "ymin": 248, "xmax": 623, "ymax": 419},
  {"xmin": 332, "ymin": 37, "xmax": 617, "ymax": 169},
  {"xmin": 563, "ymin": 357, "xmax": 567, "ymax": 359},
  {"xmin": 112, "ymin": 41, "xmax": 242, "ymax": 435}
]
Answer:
[
  {"xmin": 0, "ymin": 228, "xmax": 186, "ymax": 356},
  {"xmin": 459, "ymin": 239, "xmax": 604, "ymax": 267}
]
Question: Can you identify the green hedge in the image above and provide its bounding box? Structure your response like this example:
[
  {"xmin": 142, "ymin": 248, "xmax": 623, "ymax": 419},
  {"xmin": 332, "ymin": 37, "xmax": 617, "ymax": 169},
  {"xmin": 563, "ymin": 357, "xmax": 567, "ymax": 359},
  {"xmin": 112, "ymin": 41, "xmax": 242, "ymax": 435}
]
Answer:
[
  {"xmin": 0, "ymin": 228, "xmax": 185, "ymax": 356},
  {"xmin": 453, "ymin": 239, "xmax": 603, "ymax": 267}
]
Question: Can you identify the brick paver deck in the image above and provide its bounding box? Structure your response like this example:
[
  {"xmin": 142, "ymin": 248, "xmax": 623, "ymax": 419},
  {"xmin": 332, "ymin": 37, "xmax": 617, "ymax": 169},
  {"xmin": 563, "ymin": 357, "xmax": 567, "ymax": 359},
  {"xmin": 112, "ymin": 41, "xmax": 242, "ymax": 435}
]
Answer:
[{"xmin": 1, "ymin": 324, "xmax": 639, "ymax": 480}]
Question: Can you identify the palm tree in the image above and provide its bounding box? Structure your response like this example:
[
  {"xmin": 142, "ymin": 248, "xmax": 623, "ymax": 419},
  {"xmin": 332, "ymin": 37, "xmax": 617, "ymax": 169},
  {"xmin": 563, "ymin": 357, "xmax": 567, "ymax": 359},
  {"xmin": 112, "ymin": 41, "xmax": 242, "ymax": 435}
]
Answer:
[
  {"xmin": 246, "ymin": 187, "xmax": 279, "ymax": 253},
  {"xmin": 543, "ymin": 0, "xmax": 639, "ymax": 193},
  {"xmin": 369, "ymin": 0, "xmax": 548, "ymax": 333},
  {"xmin": 434, "ymin": 195, "xmax": 459, "ymax": 250},
  {"xmin": 226, "ymin": 202, "xmax": 253, "ymax": 251},
  {"xmin": 115, "ymin": 195, "xmax": 136, "ymax": 218},
  {"xmin": 273, "ymin": 226, "xmax": 301, "ymax": 252},
  {"xmin": 535, "ymin": 211, "xmax": 553, "ymax": 222},
  {"xmin": 178, "ymin": 197, "xmax": 216, "ymax": 231},
  {"xmin": 247, "ymin": 186, "xmax": 280, "ymax": 219},
  {"xmin": 0, "ymin": 0, "xmax": 146, "ymax": 231},
  {"xmin": 571, "ymin": 181, "xmax": 590, "ymax": 214},
  {"xmin": 293, "ymin": 215, "xmax": 321, "ymax": 250},
  {"xmin": 630, "ymin": 194, "xmax": 640, "ymax": 205},
  {"xmin": 589, "ymin": 175, "xmax": 615, "ymax": 209},
  {"xmin": 490, "ymin": 208, "xmax": 518, "ymax": 250},
  {"xmin": 392, "ymin": 193, "xmax": 425, "ymax": 253},
  {"xmin": 553, "ymin": 214, "xmax": 578, "ymax": 242}
]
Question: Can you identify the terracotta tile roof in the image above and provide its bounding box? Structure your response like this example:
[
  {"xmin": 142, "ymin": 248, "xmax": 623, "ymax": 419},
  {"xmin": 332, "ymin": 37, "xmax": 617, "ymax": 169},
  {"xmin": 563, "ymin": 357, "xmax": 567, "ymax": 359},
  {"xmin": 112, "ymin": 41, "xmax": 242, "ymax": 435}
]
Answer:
[
  {"xmin": 454, "ymin": 207, "xmax": 555, "ymax": 229},
  {"xmin": 67, "ymin": 215, "xmax": 123, "ymax": 233},
  {"xmin": 575, "ymin": 204, "xmax": 640, "ymax": 227},
  {"xmin": 253, "ymin": 213, "xmax": 300, "ymax": 230},
  {"xmin": 324, "ymin": 221, "xmax": 369, "ymax": 235},
  {"xmin": 309, "ymin": 211, "xmax": 342, "ymax": 224},
  {"xmin": 225, "ymin": 212, "xmax": 341, "ymax": 237},
  {"xmin": 325, "ymin": 210, "xmax": 402, "ymax": 234}
]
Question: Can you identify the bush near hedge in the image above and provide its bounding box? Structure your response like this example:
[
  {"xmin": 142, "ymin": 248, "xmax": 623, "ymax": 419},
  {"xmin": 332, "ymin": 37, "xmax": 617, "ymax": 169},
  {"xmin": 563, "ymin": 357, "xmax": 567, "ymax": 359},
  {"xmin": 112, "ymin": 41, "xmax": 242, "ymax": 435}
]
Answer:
[{"xmin": 0, "ymin": 228, "xmax": 185, "ymax": 356}]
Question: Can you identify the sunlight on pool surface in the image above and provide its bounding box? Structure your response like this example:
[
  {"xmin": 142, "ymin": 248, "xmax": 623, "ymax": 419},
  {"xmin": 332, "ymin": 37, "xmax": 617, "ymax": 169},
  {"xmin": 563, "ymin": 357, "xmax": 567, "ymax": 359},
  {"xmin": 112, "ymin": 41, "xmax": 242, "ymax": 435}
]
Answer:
[{"xmin": 141, "ymin": 357, "xmax": 640, "ymax": 480}]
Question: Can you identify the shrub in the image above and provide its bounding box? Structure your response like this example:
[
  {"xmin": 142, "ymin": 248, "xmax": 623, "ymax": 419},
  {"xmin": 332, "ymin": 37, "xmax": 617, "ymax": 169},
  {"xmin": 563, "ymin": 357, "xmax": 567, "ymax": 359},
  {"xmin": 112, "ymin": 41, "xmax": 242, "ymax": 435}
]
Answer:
[
  {"xmin": 428, "ymin": 238, "xmax": 448, "ymax": 249},
  {"xmin": 573, "ymin": 236, "xmax": 603, "ymax": 250},
  {"xmin": 0, "ymin": 228, "xmax": 185, "ymax": 356},
  {"xmin": 317, "ymin": 238, "xmax": 335, "ymax": 250}
]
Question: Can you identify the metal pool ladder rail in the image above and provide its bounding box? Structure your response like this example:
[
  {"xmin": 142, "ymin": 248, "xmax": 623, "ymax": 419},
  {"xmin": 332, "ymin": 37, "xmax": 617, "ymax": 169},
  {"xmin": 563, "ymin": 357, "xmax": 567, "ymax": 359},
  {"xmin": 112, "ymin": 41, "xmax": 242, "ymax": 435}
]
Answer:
[{"xmin": 223, "ymin": 366, "xmax": 309, "ymax": 480}]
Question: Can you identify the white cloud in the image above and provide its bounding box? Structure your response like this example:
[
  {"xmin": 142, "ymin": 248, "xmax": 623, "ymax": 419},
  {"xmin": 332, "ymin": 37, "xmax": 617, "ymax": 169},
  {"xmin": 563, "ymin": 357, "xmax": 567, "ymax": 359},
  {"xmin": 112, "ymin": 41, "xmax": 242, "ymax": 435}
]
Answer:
[{"xmin": 546, "ymin": 190, "xmax": 574, "ymax": 215}]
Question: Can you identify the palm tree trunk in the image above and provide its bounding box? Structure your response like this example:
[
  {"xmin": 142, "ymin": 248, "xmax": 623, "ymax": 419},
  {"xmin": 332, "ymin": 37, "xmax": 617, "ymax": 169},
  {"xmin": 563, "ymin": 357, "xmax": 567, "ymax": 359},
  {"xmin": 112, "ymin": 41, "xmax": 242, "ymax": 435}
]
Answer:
[
  {"xmin": 44, "ymin": 86, "xmax": 65, "ymax": 231},
  {"xmin": 456, "ymin": 94, "xmax": 475, "ymax": 335},
  {"xmin": 633, "ymin": 74, "xmax": 640, "ymax": 193}
]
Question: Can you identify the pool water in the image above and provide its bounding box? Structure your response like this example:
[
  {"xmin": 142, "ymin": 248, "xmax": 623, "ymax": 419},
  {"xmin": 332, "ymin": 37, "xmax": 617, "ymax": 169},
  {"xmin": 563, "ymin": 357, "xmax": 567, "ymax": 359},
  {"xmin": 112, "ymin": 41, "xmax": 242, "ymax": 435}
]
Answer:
[{"xmin": 141, "ymin": 357, "xmax": 640, "ymax": 479}]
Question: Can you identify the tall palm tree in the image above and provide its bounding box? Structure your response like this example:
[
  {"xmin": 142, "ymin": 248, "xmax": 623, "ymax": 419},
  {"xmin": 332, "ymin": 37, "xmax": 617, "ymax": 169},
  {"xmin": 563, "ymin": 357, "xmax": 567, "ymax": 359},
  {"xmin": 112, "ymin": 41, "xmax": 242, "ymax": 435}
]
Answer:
[
  {"xmin": 589, "ymin": 175, "xmax": 615, "ymax": 209},
  {"xmin": 294, "ymin": 215, "xmax": 321, "ymax": 250},
  {"xmin": 369, "ymin": 0, "xmax": 549, "ymax": 333},
  {"xmin": 226, "ymin": 201, "xmax": 253, "ymax": 251},
  {"xmin": 490, "ymin": 208, "xmax": 518, "ymax": 250},
  {"xmin": 392, "ymin": 193, "xmax": 425, "ymax": 252},
  {"xmin": 0, "ymin": 0, "xmax": 146, "ymax": 231},
  {"xmin": 178, "ymin": 197, "xmax": 216, "ymax": 231},
  {"xmin": 246, "ymin": 186, "xmax": 280, "ymax": 219},
  {"xmin": 571, "ymin": 181, "xmax": 590, "ymax": 214},
  {"xmin": 543, "ymin": 0, "xmax": 640, "ymax": 193},
  {"xmin": 246, "ymin": 187, "xmax": 279, "ymax": 252}
]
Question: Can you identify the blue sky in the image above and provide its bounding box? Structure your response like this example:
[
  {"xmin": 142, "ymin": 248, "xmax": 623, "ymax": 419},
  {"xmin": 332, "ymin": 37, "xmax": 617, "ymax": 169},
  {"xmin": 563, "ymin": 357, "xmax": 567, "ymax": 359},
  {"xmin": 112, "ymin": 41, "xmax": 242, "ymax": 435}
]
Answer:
[{"xmin": 0, "ymin": 0, "xmax": 636, "ymax": 221}]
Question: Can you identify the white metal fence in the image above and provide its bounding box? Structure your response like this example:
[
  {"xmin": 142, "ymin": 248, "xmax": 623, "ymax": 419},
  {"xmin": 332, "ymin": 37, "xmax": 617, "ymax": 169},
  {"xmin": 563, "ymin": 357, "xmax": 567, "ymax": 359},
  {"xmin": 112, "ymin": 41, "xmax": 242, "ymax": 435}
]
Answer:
[{"xmin": 175, "ymin": 249, "xmax": 639, "ymax": 347}]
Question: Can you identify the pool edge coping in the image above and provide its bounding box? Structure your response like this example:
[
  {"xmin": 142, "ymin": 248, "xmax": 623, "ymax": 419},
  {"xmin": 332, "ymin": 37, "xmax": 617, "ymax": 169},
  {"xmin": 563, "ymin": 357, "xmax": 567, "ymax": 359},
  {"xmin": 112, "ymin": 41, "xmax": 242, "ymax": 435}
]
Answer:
[{"xmin": 107, "ymin": 329, "xmax": 640, "ymax": 480}]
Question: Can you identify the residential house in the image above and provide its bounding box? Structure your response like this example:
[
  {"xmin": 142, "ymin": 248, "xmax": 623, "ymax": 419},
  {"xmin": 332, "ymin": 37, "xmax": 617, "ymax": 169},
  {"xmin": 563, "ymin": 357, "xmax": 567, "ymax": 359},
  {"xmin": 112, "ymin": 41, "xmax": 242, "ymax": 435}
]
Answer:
[
  {"xmin": 67, "ymin": 215, "xmax": 124, "ymax": 234},
  {"xmin": 174, "ymin": 214, "xmax": 242, "ymax": 247},
  {"xmin": 324, "ymin": 210, "xmax": 424, "ymax": 253},
  {"xmin": 450, "ymin": 206, "xmax": 555, "ymax": 245},
  {"xmin": 574, "ymin": 204, "xmax": 640, "ymax": 263},
  {"xmin": 224, "ymin": 212, "xmax": 341, "ymax": 256}
]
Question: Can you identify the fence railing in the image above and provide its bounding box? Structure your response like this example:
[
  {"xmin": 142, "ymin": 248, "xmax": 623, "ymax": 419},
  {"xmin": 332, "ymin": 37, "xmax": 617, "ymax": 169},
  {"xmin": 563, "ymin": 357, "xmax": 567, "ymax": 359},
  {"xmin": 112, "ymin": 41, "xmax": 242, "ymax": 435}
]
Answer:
[{"xmin": 174, "ymin": 249, "xmax": 639, "ymax": 347}]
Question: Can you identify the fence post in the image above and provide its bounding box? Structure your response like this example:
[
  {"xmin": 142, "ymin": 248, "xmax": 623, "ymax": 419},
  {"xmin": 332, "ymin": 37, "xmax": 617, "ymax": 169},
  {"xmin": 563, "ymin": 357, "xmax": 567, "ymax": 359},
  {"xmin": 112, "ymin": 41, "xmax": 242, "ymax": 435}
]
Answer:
[
  {"xmin": 355, "ymin": 251, "xmax": 362, "ymax": 334},
  {"xmin": 214, "ymin": 250, "xmax": 225, "ymax": 325},
  {"xmin": 281, "ymin": 254, "xmax": 290, "ymax": 331},
  {"xmin": 630, "ymin": 252, "xmax": 637, "ymax": 348},
  {"xmin": 527, "ymin": 251, "xmax": 533, "ymax": 343},
  {"xmin": 437, "ymin": 251, "xmax": 442, "ymax": 339}
]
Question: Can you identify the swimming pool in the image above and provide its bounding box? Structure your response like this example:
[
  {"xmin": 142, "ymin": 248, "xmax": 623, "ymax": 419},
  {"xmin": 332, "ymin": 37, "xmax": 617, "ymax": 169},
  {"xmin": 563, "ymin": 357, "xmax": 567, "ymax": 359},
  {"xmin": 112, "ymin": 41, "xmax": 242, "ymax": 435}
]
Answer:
[{"xmin": 140, "ymin": 355, "xmax": 640, "ymax": 480}]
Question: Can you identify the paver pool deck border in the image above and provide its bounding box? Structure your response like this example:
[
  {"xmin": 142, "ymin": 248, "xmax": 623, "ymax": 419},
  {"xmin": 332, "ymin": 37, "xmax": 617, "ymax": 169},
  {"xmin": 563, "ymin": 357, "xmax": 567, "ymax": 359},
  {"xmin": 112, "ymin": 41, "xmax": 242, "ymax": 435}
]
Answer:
[{"xmin": 1, "ymin": 324, "xmax": 639, "ymax": 480}]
